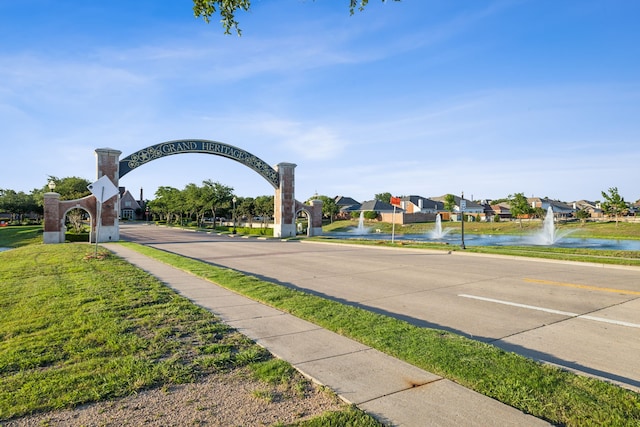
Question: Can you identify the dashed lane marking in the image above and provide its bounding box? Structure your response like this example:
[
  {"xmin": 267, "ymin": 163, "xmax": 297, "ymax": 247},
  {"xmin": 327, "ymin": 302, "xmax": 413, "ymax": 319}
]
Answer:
[{"xmin": 458, "ymin": 294, "xmax": 640, "ymax": 329}]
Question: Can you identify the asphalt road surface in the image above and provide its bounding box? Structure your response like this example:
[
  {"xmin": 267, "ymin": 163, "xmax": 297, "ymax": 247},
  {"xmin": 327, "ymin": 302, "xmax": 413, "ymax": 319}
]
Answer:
[{"xmin": 120, "ymin": 223, "xmax": 640, "ymax": 392}]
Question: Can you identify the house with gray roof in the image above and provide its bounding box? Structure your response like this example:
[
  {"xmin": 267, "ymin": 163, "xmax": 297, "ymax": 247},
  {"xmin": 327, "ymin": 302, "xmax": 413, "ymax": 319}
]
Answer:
[{"xmin": 431, "ymin": 195, "xmax": 485, "ymax": 221}]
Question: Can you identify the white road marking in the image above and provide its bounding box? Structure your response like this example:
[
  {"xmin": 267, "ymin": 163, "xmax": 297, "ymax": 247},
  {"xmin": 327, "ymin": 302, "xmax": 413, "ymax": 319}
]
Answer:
[{"xmin": 458, "ymin": 294, "xmax": 640, "ymax": 329}]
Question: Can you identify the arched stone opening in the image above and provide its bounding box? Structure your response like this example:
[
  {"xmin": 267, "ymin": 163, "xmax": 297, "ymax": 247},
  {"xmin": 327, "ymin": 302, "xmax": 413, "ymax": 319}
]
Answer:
[
  {"xmin": 295, "ymin": 199, "xmax": 323, "ymax": 237},
  {"xmin": 61, "ymin": 205, "xmax": 95, "ymax": 242},
  {"xmin": 44, "ymin": 194, "xmax": 97, "ymax": 243}
]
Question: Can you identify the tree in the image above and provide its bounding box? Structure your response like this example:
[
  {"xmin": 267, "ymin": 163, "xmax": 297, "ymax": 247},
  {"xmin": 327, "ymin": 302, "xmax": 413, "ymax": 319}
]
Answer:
[
  {"xmin": 254, "ymin": 195, "xmax": 274, "ymax": 226},
  {"xmin": 192, "ymin": 0, "xmax": 401, "ymax": 34},
  {"xmin": 575, "ymin": 208, "xmax": 590, "ymax": 225},
  {"xmin": 309, "ymin": 195, "xmax": 338, "ymax": 222},
  {"xmin": 236, "ymin": 196, "xmax": 255, "ymax": 225},
  {"xmin": 45, "ymin": 176, "xmax": 91, "ymax": 201},
  {"xmin": 508, "ymin": 193, "xmax": 533, "ymax": 228},
  {"xmin": 0, "ymin": 189, "xmax": 39, "ymax": 222},
  {"xmin": 443, "ymin": 194, "xmax": 456, "ymax": 221},
  {"xmin": 183, "ymin": 183, "xmax": 206, "ymax": 225},
  {"xmin": 601, "ymin": 187, "xmax": 627, "ymax": 226},
  {"xmin": 201, "ymin": 180, "xmax": 234, "ymax": 225},
  {"xmin": 374, "ymin": 192, "xmax": 392, "ymax": 203},
  {"xmin": 149, "ymin": 186, "xmax": 183, "ymax": 223}
]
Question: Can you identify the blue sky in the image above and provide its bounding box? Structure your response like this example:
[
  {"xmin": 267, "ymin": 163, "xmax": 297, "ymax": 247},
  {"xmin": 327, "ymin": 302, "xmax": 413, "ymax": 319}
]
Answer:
[{"xmin": 1, "ymin": 0, "xmax": 638, "ymax": 203}]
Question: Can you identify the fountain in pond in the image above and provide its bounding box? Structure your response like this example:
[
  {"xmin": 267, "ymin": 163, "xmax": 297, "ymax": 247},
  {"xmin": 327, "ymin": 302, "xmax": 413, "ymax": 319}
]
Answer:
[
  {"xmin": 427, "ymin": 214, "xmax": 453, "ymax": 239},
  {"xmin": 351, "ymin": 211, "xmax": 371, "ymax": 235},
  {"xmin": 529, "ymin": 206, "xmax": 572, "ymax": 245}
]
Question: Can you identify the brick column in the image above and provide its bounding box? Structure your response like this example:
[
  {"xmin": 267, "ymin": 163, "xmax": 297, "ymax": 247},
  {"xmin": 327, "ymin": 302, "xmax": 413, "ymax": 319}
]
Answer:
[
  {"xmin": 95, "ymin": 148, "xmax": 122, "ymax": 242},
  {"xmin": 308, "ymin": 199, "xmax": 324, "ymax": 236},
  {"xmin": 43, "ymin": 192, "xmax": 62, "ymax": 243},
  {"xmin": 273, "ymin": 163, "xmax": 296, "ymax": 238}
]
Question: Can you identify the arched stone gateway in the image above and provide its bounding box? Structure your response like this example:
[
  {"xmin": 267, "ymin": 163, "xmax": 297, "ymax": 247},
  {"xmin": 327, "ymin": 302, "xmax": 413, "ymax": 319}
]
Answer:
[{"xmin": 43, "ymin": 141, "xmax": 323, "ymax": 243}]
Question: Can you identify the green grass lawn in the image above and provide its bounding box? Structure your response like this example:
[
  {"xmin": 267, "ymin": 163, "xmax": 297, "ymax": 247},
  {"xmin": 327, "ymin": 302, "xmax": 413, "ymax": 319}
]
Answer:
[
  {"xmin": 0, "ymin": 241, "xmax": 378, "ymax": 426},
  {"xmin": 0, "ymin": 225, "xmax": 42, "ymax": 247},
  {"xmin": 2, "ymin": 226, "xmax": 640, "ymax": 426}
]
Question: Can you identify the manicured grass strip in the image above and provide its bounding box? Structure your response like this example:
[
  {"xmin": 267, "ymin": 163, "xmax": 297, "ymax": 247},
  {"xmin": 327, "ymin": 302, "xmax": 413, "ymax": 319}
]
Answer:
[
  {"xmin": 121, "ymin": 242, "xmax": 640, "ymax": 427},
  {"xmin": 0, "ymin": 225, "xmax": 43, "ymax": 248},
  {"xmin": 309, "ymin": 237, "xmax": 640, "ymax": 267}
]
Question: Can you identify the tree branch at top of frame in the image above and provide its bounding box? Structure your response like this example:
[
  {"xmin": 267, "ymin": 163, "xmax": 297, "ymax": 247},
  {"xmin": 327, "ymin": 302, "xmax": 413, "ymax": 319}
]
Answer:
[{"xmin": 192, "ymin": 0, "xmax": 401, "ymax": 35}]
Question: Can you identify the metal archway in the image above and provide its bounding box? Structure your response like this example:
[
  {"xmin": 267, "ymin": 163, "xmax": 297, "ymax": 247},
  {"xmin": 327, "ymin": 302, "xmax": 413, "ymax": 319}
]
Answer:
[{"xmin": 119, "ymin": 139, "xmax": 279, "ymax": 188}]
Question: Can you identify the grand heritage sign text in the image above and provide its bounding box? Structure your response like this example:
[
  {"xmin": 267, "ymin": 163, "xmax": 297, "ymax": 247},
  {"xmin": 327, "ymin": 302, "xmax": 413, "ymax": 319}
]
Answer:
[{"xmin": 119, "ymin": 139, "xmax": 279, "ymax": 188}]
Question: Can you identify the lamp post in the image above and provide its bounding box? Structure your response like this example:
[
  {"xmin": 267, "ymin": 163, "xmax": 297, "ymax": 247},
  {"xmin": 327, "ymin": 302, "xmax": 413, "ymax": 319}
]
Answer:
[
  {"xmin": 232, "ymin": 196, "xmax": 237, "ymax": 234},
  {"xmin": 460, "ymin": 191, "xmax": 466, "ymax": 250},
  {"xmin": 48, "ymin": 180, "xmax": 56, "ymax": 192}
]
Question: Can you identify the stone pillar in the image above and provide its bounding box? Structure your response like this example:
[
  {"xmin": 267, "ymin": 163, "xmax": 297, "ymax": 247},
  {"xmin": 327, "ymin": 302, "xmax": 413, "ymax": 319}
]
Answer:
[
  {"xmin": 43, "ymin": 192, "xmax": 63, "ymax": 244},
  {"xmin": 95, "ymin": 148, "xmax": 122, "ymax": 242},
  {"xmin": 273, "ymin": 163, "xmax": 296, "ymax": 238},
  {"xmin": 308, "ymin": 199, "xmax": 324, "ymax": 236}
]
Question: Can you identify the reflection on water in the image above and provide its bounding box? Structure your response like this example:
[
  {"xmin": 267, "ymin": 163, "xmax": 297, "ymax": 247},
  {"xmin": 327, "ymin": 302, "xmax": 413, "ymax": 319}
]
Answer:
[{"xmin": 327, "ymin": 232, "xmax": 640, "ymax": 251}]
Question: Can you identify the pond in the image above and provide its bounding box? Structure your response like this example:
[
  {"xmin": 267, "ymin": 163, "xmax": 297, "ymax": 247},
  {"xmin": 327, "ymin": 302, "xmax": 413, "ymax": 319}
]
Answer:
[{"xmin": 326, "ymin": 231, "xmax": 640, "ymax": 251}]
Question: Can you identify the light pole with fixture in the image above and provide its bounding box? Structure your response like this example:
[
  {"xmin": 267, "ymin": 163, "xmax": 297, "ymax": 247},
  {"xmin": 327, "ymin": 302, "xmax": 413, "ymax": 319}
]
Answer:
[
  {"xmin": 232, "ymin": 196, "xmax": 237, "ymax": 234},
  {"xmin": 460, "ymin": 191, "xmax": 466, "ymax": 250}
]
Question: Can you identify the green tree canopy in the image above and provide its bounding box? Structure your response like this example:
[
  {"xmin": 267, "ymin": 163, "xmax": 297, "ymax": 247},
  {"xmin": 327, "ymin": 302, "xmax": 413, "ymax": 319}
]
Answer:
[
  {"xmin": 508, "ymin": 192, "xmax": 532, "ymax": 228},
  {"xmin": 374, "ymin": 192, "xmax": 392, "ymax": 203},
  {"xmin": 601, "ymin": 187, "xmax": 627, "ymax": 226},
  {"xmin": 443, "ymin": 194, "xmax": 456, "ymax": 220},
  {"xmin": 254, "ymin": 195, "xmax": 274, "ymax": 224},
  {"xmin": 0, "ymin": 189, "xmax": 39, "ymax": 219},
  {"xmin": 46, "ymin": 176, "xmax": 91, "ymax": 201}
]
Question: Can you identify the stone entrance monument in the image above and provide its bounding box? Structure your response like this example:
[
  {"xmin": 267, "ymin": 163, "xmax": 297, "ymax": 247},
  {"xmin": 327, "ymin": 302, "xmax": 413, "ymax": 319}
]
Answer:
[{"xmin": 44, "ymin": 141, "xmax": 323, "ymax": 243}]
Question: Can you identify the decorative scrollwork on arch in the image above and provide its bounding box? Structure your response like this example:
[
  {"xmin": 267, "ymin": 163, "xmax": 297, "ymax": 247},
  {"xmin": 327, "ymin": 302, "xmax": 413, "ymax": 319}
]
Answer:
[{"xmin": 119, "ymin": 139, "xmax": 279, "ymax": 188}]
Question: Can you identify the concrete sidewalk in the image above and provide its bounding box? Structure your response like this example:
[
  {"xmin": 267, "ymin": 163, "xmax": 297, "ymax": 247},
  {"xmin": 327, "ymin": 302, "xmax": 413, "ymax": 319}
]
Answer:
[{"xmin": 107, "ymin": 243, "xmax": 549, "ymax": 427}]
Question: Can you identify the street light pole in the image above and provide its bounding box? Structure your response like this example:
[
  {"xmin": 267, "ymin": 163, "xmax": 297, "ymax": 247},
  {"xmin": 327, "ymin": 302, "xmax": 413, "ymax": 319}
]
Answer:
[
  {"xmin": 460, "ymin": 191, "xmax": 466, "ymax": 250},
  {"xmin": 232, "ymin": 196, "xmax": 237, "ymax": 234}
]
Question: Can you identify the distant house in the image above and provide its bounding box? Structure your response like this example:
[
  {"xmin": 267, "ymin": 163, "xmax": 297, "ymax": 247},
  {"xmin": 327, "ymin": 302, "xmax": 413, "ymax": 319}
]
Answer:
[
  {"xmin": 572, "ymin": 200, "xmax": 604, "ymax": 219},
  {"xmin": 358, "ymin": 200, "xmax": 398, "ymax": 213},
  {"xmin": 398, "ymin": 196, "xmax": 443, "ymax": 213},
  {"xmin": 488, "ymin": 202, "xmax": 512, "ymax": 220},
  {"xmin": 357, "ymin": 199, "xmax": 402, "ymax": 223},
  {"xmin": 528, "ymin": 198, "xmax": 574, "ymax": 219},
  {"xmin": 431, "ymin": 195, "xmax": 485, "ymax": 221},
  {"xmin": 393, "ymin": 195, "xmax": 443, "ymax": 223},
  {"xmin": 335, "ymin": 196, "xmax": 360, "ymax": 219},
  {"xmin": 119, "ymin": 188, "xmax": 141, "ymax": 220}
]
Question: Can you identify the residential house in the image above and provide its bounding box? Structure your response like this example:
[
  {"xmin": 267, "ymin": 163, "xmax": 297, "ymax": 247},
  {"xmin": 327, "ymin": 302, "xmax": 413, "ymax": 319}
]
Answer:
[
  {"xmin": 487, "ymin": 202, "xmax": 512, "ymax": 221},
  {"xmin": 334, "ymin": 196, "xmax": 360, "ymax": 219},
  {"xmin": 119, "ymin": 188, "xmax": 142, "ymax": 220},
  {"xmin": 572, "ymin": 200, "xmax": 604, "ymax": 219},
  {"xmin": 528, "ymin": 197, "xmax": 574, "ymax": 219},
  {"xmin": 431, "ymin": 195, "xmax": 485, "ymax": 221},
  {"xmin": 396, "ymin": 195, "xmax": 443, "ymax": 224}
]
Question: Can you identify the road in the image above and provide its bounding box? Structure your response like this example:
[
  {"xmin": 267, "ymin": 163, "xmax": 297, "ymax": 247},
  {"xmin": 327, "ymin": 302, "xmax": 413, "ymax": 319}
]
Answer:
[{"xmin": 120, "ymin": 223, "xmax": 640, "ymax": 392}]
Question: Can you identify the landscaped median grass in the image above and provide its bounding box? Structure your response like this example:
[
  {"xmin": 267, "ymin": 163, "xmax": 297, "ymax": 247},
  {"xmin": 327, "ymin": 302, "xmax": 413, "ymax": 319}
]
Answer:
[
  {"xmin": 311, "ymin": 236, "xmax": 640, "ymax": 267},
  {"xmin": 120, "ymin": 242, "xmax": 640, "ymax": 427},
  {"xmin": 0, "ymin": 242, "xmax": 379, "ymax": 426},
  {"xmin": 0, "ymin": 225, "xmax": 42, "ymax": 247}
]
